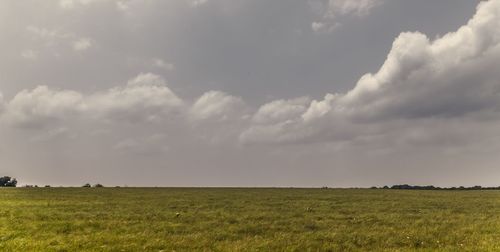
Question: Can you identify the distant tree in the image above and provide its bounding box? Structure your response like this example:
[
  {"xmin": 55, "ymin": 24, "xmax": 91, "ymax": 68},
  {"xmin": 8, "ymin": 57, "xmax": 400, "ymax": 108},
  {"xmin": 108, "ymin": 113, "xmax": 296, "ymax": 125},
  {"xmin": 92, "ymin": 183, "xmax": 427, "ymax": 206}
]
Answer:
[
  {"xmin": 93, "ymin": 184, "xmax": 104, "ymax": 188},
  {"xmin": 0, "ymin": 176, "xmax": 17, "ymax": 187},
  {"xmin": 82, "ymin": 183, "xmax": 91, "ymax": 188},
  {"xmin": 45, "ymin": 185, "xmax": 51, "ymax": 188},
  {"xmin": 0, "ymin": 176, "xmax": 9, "ymax": 186}
]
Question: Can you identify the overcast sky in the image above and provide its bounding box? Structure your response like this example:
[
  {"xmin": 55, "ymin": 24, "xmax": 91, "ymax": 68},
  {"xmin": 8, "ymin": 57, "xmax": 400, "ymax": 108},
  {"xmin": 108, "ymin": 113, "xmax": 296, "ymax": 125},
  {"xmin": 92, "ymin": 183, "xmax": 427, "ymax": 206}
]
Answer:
[{"xmin": 2, "ymin": 0, "xmax": 500, "ymax": 187}]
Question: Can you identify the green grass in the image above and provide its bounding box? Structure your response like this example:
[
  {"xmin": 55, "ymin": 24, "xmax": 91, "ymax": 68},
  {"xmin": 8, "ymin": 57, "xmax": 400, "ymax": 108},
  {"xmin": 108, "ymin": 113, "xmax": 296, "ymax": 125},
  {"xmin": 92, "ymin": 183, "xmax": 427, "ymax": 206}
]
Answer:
[{"xmin": 1, "ymin": 188, "xmax": 500, "ymax": 251}]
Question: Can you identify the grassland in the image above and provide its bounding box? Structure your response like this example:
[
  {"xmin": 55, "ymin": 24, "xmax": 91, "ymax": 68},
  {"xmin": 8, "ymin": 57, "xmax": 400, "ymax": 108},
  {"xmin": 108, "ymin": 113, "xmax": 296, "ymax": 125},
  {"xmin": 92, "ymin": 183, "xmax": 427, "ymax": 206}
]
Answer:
[{"xmin": 1, "ymin": 188, "xmax": 500, "ymax": 251}]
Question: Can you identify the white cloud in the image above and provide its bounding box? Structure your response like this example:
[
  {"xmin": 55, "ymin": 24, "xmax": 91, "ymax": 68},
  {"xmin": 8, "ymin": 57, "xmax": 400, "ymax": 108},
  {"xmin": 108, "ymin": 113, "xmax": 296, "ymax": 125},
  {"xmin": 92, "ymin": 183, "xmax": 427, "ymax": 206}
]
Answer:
[
  {"xmin": 0, "ymin": 73, "xmax": 249, "ymax": 138},
  {"xmin": 190, "ymin": 91, "xmax": 246, "ymax": 122},
  {"xmin": 85, "ymin": 73, "xmax": 184, "ymax": 122},
  {"xmin": 73, "ymin": 38, "xmax": 93, "ymax": 51},
  {"xmin": 328, "ymin": 0, "xmax": 383, "ymax": 17},
  {"xmin": 311, "ymin": 21, "xmax": 340, "ymax": 33},
  {"xmin": 243, "ymin": 0, "xmax": 500, "ymax": 144},
  {"xmin": 0, "ymin": 73, "xmax": 184, "ymax": 128},
  {"xmin": 1, "ymin": 86, "xmax": 85, "ymax": 128},
  {"xmin": 312, "ymin": 0, "xmax": 383, "ymax": 33},
  {"xmin": 252, "ymin": 97, "xmax": 311, "ymax": 125}
]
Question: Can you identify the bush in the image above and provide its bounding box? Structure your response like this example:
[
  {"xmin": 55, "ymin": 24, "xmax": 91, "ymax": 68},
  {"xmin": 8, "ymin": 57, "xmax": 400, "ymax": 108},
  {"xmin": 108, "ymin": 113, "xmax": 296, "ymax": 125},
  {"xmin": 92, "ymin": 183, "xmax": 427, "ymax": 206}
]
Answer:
[
  {"xmin": 93, "ymin": 184, "xmax": 104, "ymax": 188},
  {"xmin": 0, "ymin": 176, "xmax": 17, "ymax": 187},
  {"xmin": 82, "ymin": 183, "xmax": 91, "ymax": 188}
]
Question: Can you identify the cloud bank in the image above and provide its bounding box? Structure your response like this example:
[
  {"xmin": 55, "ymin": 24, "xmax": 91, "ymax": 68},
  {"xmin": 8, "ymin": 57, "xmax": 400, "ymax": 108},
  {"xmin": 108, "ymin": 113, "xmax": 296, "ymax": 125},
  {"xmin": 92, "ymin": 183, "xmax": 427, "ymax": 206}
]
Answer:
[
  {"xmin": 242, "ymin": 0, "xmax": 500, "ymax": 145},
  {"xmin": 2, "ymin": 0, "xmax": 500, "ymax": 149},
  {"xmin": 0, "ymin": 73, "xmax": 185, "ymax": 127}
]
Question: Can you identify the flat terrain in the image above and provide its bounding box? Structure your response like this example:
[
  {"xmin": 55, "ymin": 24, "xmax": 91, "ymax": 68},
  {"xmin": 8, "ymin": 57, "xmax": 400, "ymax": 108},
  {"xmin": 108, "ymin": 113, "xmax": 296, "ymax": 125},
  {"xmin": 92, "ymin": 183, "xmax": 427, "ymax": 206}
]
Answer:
[{"xmin": 1, "ymin": 188, "xmax": 500, "ymax": 251}]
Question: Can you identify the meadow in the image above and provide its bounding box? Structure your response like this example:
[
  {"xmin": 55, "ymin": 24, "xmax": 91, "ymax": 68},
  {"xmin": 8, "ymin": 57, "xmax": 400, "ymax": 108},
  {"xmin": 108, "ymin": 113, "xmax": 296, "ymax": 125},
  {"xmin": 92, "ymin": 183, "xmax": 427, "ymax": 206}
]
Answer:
[{"xmin": 1, "ymin": 188, "xmax": 500, "ymax": 251}]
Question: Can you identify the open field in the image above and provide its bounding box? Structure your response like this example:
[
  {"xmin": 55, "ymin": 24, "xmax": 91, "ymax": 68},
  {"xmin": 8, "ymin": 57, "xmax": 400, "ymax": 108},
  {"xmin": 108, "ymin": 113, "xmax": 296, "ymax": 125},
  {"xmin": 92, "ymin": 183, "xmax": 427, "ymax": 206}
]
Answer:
[{"xmin": 1, "ymin": 188, "xmax": 500, "ymax": 251}]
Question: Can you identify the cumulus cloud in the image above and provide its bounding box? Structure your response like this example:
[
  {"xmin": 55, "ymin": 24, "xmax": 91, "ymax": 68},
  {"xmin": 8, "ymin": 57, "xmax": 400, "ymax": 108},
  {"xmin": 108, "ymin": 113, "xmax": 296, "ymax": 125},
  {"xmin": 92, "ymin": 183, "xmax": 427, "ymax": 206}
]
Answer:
[
  {"xmin": 338, "ymin": 0, "xmax": 500, "ymax": 120},
  {"xmin": 243, "ymin": 0, "xmax": 500, "ymax": 144},
  {"xmin": 0, "ymin": 72, "xmax": 251, "ymax": 140},
  {"xmin": 1, "ymin": 86, "xmax": 85, "ymax": 128},
  {"xmin": 252, "ymin": 97, "xmax": 311, "ymax": 125},
  {"xmin": 85, "ymin": 73, "xmax": 184, "ymax": 122},
  {"xmin": 0, "ymin": 73, "xmax": 184, "ymax": 128},
  {"xmin": 190, "ymin": 91, "xmax": 246, "ymax": 122}
]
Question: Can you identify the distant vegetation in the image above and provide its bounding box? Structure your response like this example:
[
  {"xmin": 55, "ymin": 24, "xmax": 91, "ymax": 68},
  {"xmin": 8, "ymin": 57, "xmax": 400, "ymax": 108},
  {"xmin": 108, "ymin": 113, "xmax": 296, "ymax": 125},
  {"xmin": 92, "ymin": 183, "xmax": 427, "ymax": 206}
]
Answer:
[
  {"xmin": 3, "ymin": 176, "xmax": 500, "ymax": 190},
  {"xmin": 0, "ymin": 177, "xmax": 108, "ymax": 188},
  {"xmin": 374, "ymin": 184, "xmax": 499, "ymax": 190},
  {"xmin": 82, "ymin": 183, "xmax": 104, "ymax": 188},
  {"xmin": 0, "ymin": 176, "xmax": 17, "ymax": 187}
]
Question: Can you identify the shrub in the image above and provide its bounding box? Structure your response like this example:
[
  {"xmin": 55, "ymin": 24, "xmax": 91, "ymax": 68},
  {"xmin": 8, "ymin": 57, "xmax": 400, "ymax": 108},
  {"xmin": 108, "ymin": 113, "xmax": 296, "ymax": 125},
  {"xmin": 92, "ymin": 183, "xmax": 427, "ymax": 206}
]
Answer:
[{"xmin": 0, "ymin": 176, "xmax": 17, "ymax": 187}]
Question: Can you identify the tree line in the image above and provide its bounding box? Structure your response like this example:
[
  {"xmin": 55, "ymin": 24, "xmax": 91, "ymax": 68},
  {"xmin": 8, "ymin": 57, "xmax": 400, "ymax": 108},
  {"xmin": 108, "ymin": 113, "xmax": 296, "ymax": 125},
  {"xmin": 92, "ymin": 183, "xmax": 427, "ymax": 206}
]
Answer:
[
  {"xmin": 2, "ymin": 175, "xmax": 500, "ymax": 190},
  {"xmin": 372, "ymin": 184, "xmax": 497, "ymax": 190},
  {"xmin": 1, "ymin": 176, "xmax": 104, "ymax": 188}
]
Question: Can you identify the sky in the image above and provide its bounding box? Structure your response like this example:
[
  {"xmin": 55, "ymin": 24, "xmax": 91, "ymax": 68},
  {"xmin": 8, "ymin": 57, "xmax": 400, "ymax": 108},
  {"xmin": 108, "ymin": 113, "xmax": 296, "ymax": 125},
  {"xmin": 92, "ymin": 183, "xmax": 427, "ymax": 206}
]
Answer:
[{"xmin": 1, "ymin": 0, "xmax": 500, "ymax": 187}]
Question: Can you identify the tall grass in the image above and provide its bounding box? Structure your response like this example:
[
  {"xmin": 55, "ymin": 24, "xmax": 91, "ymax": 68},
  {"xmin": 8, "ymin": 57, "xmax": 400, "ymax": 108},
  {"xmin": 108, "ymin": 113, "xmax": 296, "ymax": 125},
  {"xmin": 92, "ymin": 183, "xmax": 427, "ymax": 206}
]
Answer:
[{"xmin": 1, "ymin": 188, "xmax": 500, "ymax": 251}]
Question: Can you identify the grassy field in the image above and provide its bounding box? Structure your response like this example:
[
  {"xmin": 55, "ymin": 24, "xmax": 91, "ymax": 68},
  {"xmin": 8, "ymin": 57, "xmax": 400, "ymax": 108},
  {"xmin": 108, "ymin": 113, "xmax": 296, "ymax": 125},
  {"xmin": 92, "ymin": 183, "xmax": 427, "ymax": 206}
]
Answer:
[{"xmin": 1, "ymin": 188, "xmax": 500, "ymax": 251}]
